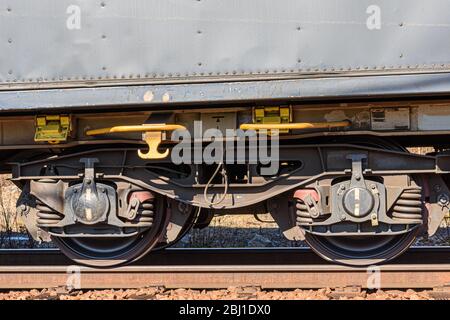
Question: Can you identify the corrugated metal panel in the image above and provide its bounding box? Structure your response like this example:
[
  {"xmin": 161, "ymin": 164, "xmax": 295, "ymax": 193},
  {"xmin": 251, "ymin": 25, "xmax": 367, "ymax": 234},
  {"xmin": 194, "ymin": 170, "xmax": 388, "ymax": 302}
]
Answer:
[{"xmin": 1, "ymin": 0, "xmax": 450, "ymax": 89}]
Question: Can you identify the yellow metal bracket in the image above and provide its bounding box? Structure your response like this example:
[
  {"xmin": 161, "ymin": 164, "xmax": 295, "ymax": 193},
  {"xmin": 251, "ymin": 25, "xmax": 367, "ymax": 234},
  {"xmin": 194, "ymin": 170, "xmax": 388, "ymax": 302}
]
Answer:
[
  {"xmin": 243, "ymin": 106, "xmax": 351, "ymax": 133},
  {"xmin": 85, "ymin": 124, "xmax": 186, "ymax": 160},
  {"xmin": 34, "ymin": 115, "xmax": 71, "ymax": 144},
  {"xmin": 254, "ymin": 106, "xmax": 292, "ymax": 133},
  {"xmin": 240, "ymin": 120, "xmax": 351, "ymax": 131},
  {"xmin": 138, "ymin": 131, "xmax": 169, "ymax": 159}
]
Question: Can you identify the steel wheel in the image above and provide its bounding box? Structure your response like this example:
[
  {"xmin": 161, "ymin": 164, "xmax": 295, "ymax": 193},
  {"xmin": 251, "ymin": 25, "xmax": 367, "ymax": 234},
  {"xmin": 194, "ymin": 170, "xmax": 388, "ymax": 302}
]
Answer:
[
  {"xmin": 52, "ymin": 196, "xmax": 167, "ymax": 267},
  {"xmin": 305, "ymin": 229, "xmax": 419, "ymax": 266},
  {"xmin": 305, "ymin": 136, "xmax": 419, "ymax": 266}
]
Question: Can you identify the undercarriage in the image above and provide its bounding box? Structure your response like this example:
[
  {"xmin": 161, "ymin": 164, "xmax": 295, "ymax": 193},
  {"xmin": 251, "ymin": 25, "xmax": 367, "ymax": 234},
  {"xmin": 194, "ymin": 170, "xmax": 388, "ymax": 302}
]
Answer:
[{"xmin": 2, "ymin": 100, "xmax": 449, "ymax": 266}]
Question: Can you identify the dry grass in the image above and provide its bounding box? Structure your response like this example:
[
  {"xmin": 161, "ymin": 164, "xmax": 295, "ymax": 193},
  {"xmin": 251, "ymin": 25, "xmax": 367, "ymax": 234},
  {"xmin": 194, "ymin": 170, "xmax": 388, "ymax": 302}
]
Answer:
[
  {"xmin": 0, "ymin": 175, "xmax": 30, "ymax": 247},
  {"xmin": 178, "ymin": 214, "xmax": 302, "ymax": 248},
  {"xmin": 407, "ymin": 147, "xmax": 435, "ymax": 155},
  {"xmin": 0, "ymin": 176, "xmax": 21, "ymax": 229}
]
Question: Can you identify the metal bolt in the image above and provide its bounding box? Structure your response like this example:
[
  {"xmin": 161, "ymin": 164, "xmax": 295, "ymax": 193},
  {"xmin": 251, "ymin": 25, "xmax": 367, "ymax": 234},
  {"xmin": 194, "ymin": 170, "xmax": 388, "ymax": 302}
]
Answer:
[
  {"xmin": 340, "ymin": 185, "xmax": 346, "ymax": 190},
  {"xmin": 434, "ymin": 184, "xmax": 442, "ymax": 192},
  {"xmin": 371, "ymin": 184, "xmax": 376, "ymax": 189},
  {"xmin": 438, "ymin": 193, "xmax": 449, "ymax": 206},
  {"xmin": 355, "ymin": 174, "xmax": 361, "ymax": 181}
]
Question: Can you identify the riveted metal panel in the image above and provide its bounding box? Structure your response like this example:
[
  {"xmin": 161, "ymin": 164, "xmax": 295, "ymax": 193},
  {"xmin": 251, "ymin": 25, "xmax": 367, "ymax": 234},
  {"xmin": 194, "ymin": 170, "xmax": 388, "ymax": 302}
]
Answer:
[
  {"xmin": 1, "ymin": 73, "xmax": 450, "ymax": 113},
  {"xmin": 1, "ymin": 0, "xmax": 450, "ymax": 90}
]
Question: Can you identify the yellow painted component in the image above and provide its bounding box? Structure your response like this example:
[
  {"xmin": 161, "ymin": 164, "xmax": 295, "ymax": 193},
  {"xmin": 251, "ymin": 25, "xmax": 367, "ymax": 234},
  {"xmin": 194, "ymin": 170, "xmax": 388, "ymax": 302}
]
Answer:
[
  {"xmin": 253, "ymin": 106, "xmax": 292, "ymax": 133},
  {"xmin": 137, "ymin": 131, "xmax": 170, "ymax": 159},
  {"xmin": 34, "ymin": 115, "xmax": 71, "ymax": 144},
  {"xmin": 370, "ymin": 213, "xmax": 379, "ymax": 227},
  {"xmin": 240, "ymin": 120, "xmax": 351, "ymax": 131},
  {"xmin": 85, "ymin": 124, "xmax": 185, "ymax": 136},
  {"xmin": 86, "ymin": 123, "xmax": 186, "ymax": 160}
]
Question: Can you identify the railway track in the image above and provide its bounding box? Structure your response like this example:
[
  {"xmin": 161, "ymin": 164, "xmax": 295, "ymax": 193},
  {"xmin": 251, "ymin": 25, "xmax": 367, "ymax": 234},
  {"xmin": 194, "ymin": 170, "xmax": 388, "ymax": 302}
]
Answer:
[{"xmin": 0, "ymin": 247, "xmax": 449, "ymax": 290}]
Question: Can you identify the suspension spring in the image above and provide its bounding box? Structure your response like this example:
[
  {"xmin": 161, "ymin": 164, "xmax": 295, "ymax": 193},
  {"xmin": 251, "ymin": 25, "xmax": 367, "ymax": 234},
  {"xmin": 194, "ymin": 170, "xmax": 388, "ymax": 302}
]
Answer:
[
  {"xmin": 36, "ymin": 199, "xmax": 63, "ymax": 226},
  {"xmin": 296, "ymin": 200, "xmax": 313, "ymax": 224},
  {"xmin": 131, "ymin": 198, "xmax": 155, "ymax": 227},
  {"xmin": 391, "ymin": 188, "xmax": 423, "ymax": 221}
]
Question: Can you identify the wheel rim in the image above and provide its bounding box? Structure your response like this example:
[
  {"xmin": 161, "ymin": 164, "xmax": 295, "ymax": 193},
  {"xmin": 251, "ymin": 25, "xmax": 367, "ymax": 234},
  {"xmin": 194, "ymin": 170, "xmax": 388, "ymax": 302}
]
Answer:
[{"xmin": 305, "ymin": 229, "xmax": 418, "ymax": 266}]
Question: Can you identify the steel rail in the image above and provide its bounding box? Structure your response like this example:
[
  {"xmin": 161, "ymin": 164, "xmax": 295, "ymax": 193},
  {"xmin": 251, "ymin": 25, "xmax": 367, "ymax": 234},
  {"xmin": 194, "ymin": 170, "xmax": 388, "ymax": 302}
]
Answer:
[{"xmin": 0, "ymin": 247, "xmax": 448, "ymax": 290}]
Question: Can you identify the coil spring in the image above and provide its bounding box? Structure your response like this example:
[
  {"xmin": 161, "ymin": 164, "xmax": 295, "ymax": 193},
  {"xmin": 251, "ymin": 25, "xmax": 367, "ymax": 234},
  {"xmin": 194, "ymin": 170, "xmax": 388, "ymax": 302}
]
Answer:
[
  {"xmin": 131, "ymin": 199, "xmax": 155, "ymax": 227},
  {"xmin": 296, "ymin": 199, "xmax": 313, "ymax": 224},
  {"xmin": 36, "ymin": 199, "xmax": 63, "ymax": 226},
  {"xmin": 391, "ymin": 188, "xmax": 423, "ymax": 221}
]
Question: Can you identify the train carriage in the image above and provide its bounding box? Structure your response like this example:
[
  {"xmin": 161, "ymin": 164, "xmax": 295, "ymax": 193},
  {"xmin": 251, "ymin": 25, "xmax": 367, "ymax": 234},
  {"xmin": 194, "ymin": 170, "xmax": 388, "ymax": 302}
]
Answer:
[{"xmin": 1, "ymin": 0, "xmax": 450, "ymax": 266}]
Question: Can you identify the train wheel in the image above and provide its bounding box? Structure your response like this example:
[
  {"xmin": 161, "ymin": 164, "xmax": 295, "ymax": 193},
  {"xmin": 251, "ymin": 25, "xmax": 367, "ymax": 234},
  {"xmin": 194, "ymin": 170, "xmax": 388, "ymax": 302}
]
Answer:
[
  {"xmin": 304, "ymin": 230, "xmax": 418, "ymax": 266},
  {"xmin": 302, "ymin": 137, "xmax": 420, "ymax": 266},
  {"xmin": 52, "ymin": 196, "xmax": 167, "ymax": 267}
]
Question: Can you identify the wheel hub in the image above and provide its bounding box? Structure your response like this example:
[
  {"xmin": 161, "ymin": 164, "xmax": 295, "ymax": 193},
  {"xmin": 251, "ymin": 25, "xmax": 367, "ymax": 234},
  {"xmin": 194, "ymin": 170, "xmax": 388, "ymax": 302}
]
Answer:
[{"xmin": 342, "ymin": 187, "xmax": 375, "ymax": 218}]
